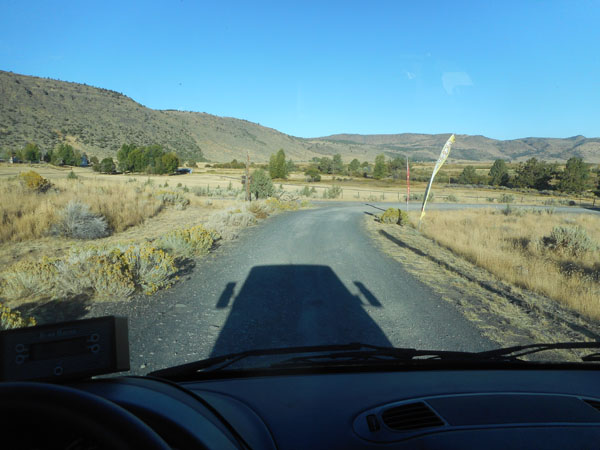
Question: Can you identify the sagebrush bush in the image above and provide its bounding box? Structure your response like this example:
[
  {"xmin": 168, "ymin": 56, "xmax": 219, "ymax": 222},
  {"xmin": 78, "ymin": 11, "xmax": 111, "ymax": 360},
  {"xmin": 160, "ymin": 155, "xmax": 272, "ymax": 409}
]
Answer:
[
  {"xmin": 323, "ymin": 185, "xmax": 342, "ymax": 199},
  {"xmin": 542, "ymin": 226, "xmax": 597, "ymax": 256},
  {"xmin": 380, "ymin": 208, "xmax": 410, "ymax": 225},
  {"xmin": 208, "ymin": 209, "xmax": 257, "ymax": 228},
  {"xmin": 157, "ymin": 225, "xmax": 220, "ymax": 257},
  {"xmin": 0, "ymin": 242, "xmax": 179, "ymax": 302},
  {"xmin": 121, "ymin": 244, "xmax": 178, "ymax": 294},
  {"xmin": 155, "ymin": 190, "xmax": 190, "ymax": 210},
  {"xmin": 55, "ymin": 247, "xmax": 135, "ymax": 299},
  {"xmin": 192, "ymin": 185, "xmax": 240, "ymax": 198},
  {"xmin": 19, "ymin": 170, "xmax": 51, "ymax": 192},
  {"xmin": 247, "ymin": 201, "xmax": 270, "ymax": 219},
  {"xmin": 265, "ymin": 198, "xmax": 299, "ymax": 211},
  {"xmin": 447, "ymin": 194, "xmax": 459, "ymax": 202},
  {"xmin": 51, "ymin": 200, "xmax": 110, "ymax": 239},
  {"xmin": 500, "ymin": 194, "xmax": 515, "ymax": 203},
  {"xmin": 1, "ymin": 304, "xmax": 36, "ymax": 330},
  {"xmin": 0, "ymin": 257, "xmax": 60, "ymax": 300}
]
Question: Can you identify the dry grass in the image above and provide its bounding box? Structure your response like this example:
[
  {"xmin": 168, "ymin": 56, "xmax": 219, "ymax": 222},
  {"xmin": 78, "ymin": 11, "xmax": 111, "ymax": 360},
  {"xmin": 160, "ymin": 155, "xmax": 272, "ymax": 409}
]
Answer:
[
  {"xmin": 417, "ymin": 209, "xmax": 600, "ymax": 320},
  {"xmin": 0, "ymin": 175, "xmax": 163, "ymax": 243}
]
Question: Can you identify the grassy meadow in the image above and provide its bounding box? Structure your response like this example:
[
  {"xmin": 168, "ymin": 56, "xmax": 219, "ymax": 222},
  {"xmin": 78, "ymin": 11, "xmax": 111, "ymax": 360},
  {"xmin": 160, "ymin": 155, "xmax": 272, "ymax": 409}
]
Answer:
[
  {"xmin": 414, "ymin": 208, "xmax": 600, "ymax": 321},
  {"xmin": 0, "ymin": 163, "xmax": 303, "ymax": 328}
]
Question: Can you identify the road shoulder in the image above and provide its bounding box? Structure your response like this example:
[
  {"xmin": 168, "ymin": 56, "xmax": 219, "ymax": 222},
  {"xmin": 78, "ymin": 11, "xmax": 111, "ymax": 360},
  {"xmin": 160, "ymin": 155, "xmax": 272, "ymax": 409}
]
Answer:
[{"xmin": 364, "ymin": 215, "xmax": 600, "ymax": 360}]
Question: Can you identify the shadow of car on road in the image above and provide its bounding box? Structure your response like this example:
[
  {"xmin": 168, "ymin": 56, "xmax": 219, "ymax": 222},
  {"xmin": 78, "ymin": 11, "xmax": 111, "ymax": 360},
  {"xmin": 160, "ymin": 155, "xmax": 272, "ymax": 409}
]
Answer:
[{"xmin": 210, "ymin": 265, "xmax": 391, "ymax": 357}]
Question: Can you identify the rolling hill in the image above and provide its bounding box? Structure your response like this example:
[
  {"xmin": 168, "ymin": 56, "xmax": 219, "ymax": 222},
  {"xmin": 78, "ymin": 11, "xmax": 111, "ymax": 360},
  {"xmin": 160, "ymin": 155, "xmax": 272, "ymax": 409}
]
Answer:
[{"xmin": 1, "ymin": 70, "xmax": 599, "ymax": 163}]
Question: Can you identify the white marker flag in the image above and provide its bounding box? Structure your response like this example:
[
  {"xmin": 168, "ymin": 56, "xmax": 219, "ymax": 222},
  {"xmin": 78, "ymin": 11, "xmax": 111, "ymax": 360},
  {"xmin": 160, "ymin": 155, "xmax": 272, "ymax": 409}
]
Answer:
[{"xmin": 419, "ymin": 134, "xmax": 455, "ymax": 226}]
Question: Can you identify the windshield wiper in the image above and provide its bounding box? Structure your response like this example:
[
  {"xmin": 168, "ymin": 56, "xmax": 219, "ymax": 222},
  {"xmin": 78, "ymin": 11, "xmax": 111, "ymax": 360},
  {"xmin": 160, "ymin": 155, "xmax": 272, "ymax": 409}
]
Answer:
[
  {"xmin": 149, "ymin": 342, "xmax": 600, "ymax": 380},
  {"xmin": 149, "ymin": 343, "xmax": 390, "ymax": 379}
]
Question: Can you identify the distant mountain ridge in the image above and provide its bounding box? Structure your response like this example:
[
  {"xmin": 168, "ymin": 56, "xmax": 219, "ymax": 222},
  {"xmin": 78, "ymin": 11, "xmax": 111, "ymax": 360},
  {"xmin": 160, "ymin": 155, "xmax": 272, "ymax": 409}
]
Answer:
[
  {"xmin": 1, "ymin": 70, "xmax": 599, "ymax": 163},
  {"xmin": 321, "ymin": 133, "xmax": 600, "ymax": 163}
]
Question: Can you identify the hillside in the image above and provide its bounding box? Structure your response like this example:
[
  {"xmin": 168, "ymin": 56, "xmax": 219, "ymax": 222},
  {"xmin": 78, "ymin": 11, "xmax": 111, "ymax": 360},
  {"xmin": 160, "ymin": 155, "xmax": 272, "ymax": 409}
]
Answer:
[{"xmin": 1, "ymin": 70, "xmax": 599, "ymax": 163}]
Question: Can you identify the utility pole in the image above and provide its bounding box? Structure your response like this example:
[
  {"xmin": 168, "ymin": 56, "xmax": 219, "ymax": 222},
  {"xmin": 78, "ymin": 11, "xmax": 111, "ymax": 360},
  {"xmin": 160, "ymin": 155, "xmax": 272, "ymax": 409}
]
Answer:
[{"xmin": 245, "ymin": 150, "xmax": 251, "ymax": 201}]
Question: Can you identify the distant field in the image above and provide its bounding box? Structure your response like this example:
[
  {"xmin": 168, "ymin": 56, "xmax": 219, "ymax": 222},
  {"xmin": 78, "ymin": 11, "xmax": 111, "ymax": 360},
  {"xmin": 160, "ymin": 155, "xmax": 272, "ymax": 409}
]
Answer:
[{"xmin": 1, "ymin": 162, "xmax": 596, "ymax": 208}]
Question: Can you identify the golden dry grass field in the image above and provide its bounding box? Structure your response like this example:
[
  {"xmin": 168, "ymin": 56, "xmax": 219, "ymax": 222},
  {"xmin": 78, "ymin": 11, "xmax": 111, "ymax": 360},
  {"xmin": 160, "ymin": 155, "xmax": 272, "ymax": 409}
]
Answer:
[
  {"xmin": 409, "ymin": 208, "xmax": 600, "ymax": 321},
  {"xmin": 0, "ymin": 164, "xmax": 304, "ymax": 328}
]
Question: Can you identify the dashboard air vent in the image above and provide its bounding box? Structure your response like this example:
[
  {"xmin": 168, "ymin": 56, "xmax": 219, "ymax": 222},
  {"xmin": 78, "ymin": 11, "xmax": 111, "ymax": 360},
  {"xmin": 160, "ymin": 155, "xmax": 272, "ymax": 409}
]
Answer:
[{"xmin": 381, "ymin": 402, "xmax": 444, "ymax": 431}]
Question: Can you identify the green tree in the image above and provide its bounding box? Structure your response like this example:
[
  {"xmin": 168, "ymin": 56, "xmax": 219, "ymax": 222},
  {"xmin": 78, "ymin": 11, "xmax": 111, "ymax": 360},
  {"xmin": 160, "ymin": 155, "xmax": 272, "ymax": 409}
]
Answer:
[
  {"xmin": 269, "ymin": 149, "xmax": 288, "ymax": 179},
  {"xmin": 304, "ymin": 167, "xmax": 321, "ymax": 182},
  {"xmin": 457, "ymin": 166, "xmax": 479, "ymax": 184},
  {"xmin": 161, "ymin": 153, "xmax": 180, "ymax": 174},
  {"xmin": 513, "ymin": 158, "xmax": 556, "ymax": 190},
  {"xmin": 318, "ymin": 157, "xmax": 333, "ymax": 174},
  {"xmin": 99, "ymin": 157, "xmax": 116, "ymax": 173},
  {"xmin": 594, "ymin": 174, "xmax": 600, "ymax": 199},
  {"xmin": 117, "ymin": 143, "xmax": 136, "ymax": 171},
  {"xmin": 51, "ymin": 144, "xmax": 79, "ymax": 166},
  {"xmin": 373, "ymin": 154, "xmax": 387, "ymax": 179},
  {"xmin": 42, "ymin": 149, "xmax": 53, "ymax": 163},
  {"xmin": 558, "ymin": 157, "xmax": 590, "ymax": 194},
  {"xmin": 332, "ymin": 154, "xmax": 344, "ymax": 174},
  {"xmin": 89, "ymin": 155, "xmax": 99, "ymax": 166},
  {"xmin": 21, "ymin": 142, "xmax": 41, "ymax": 162},
  {"xmin": 489, "ymin": 159, "xmax": 509, "ymax": 186},
  {"xmin": 286, "ymin": 158, "xmax": 297, "ymax": 173},
  {"xmin": 360, "ymin": 161, "xmax": 372, "ymax": 178},
  {"xmin": 348, "ymin": 158, "xmax": 361, "ymax": 175},
  {"xmin": 250, "ymin": 169, "xmax": 274, "ymax": 199}
]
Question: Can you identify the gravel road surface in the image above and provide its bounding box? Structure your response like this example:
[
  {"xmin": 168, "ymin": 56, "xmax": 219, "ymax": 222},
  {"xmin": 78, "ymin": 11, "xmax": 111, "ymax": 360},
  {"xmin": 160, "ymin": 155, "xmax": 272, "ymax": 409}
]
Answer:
[{"xmin": 87, "ymin": 202, "xmax": 519, "ymax": 373}]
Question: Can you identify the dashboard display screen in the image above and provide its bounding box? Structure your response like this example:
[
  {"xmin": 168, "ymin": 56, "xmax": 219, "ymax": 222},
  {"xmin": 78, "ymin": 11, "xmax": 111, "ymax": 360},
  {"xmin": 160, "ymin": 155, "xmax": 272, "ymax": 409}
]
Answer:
[{"xmin": 30, "ymin": 337, "xmax": 89, "ymax": 361}]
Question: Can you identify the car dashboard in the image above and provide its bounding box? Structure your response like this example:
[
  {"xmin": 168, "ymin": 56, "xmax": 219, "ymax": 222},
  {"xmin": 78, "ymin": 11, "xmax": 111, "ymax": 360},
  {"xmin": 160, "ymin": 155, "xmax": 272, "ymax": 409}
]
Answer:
[{"xmin": 66, "ymin": 367, "xmax": 600, "ymax": 449}]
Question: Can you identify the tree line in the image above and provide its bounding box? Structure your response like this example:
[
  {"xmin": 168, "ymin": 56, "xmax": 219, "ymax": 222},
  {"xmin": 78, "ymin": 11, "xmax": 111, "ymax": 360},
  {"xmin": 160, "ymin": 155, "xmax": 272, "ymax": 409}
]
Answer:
[
  {"xmin": 0, "ymin": 141, "xmax": 182, "ymax": 175},
  {"xmin": 455, "ymin": 157, "xmax": 598, "ymax": 195}
]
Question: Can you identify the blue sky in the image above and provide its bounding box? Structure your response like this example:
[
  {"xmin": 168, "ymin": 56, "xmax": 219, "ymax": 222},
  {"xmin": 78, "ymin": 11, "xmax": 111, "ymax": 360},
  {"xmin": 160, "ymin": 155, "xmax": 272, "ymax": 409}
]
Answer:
[{"xmin": 1, "ymin": 1, "xmax": 599, "ymax": 140}]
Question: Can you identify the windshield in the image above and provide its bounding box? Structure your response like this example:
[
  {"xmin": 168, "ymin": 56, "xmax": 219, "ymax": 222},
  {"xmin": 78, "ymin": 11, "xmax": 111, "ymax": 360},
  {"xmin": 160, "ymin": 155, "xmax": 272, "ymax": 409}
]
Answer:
[{"xmin": 1, "ymin": 1, "xmax": 599, "ymax": 373}]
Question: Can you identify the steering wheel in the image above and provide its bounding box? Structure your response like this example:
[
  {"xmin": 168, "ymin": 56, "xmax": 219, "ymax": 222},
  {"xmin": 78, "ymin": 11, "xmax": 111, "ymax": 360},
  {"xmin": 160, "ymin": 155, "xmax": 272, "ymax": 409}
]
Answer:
[{"xmin": 0, "ymin": 382, "xmax": 170, "ymax": 450}]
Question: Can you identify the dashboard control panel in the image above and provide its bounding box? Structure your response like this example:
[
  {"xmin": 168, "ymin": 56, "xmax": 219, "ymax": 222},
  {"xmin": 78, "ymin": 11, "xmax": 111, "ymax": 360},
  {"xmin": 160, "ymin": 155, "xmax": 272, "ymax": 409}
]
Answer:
[{"xmin": 0, "ymin": 316, "xmax": 129, "ymax": 381}]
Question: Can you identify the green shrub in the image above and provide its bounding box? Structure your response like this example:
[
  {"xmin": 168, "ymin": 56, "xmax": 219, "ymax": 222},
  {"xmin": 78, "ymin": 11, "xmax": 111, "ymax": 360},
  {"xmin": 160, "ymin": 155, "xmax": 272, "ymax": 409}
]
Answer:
[
  {"xmin": 499, "ymin": 193, "xmax": 514, "ymax": 203},
  {"xmin": 542, "ymin": 226, "xmax": 597, "ymax": 256},
  {"xmin": 323, "ymin": 185, "xmax": 342, "ymax": 199},
  {"xmin": 19, "ymin": 170, "xmax": 51, "ymax": 192},
  {"xmin": 380, "ymin": 208, "xmax": 410, "ymax": 225},
  {"xmin": 298, "ymin": 185, "xmax": 313, "ymax": 197},
  {"xmin": 250, "ymin": 169, "xmax": 274, "ymax": 199},
  {"xmin": 447, "ymin": 194, "xmax": 459, "ymax": 202},
  {"xmin": 67, "ymin": 170, "xmax": 78, "ymax": 180}
]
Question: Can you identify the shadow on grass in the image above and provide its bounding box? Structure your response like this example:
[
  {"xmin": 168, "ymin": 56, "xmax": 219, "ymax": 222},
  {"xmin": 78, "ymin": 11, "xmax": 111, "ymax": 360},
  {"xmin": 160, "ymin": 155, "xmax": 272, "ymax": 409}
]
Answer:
[{"xmin": 14, "ymin": 294, "xmax": 92, "ymax": 325}]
